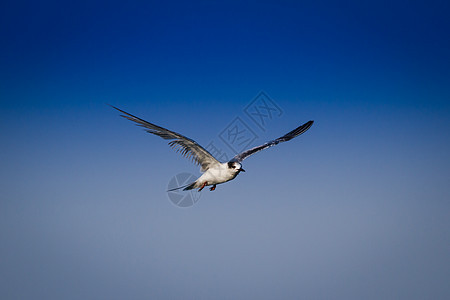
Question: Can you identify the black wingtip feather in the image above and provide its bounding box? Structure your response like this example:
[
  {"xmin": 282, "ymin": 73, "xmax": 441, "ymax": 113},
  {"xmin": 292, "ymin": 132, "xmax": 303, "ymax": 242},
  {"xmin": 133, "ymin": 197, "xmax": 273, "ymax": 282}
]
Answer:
[{"xmin": 280, "ymin": 120, "xmax": 314, "ymax": 141}]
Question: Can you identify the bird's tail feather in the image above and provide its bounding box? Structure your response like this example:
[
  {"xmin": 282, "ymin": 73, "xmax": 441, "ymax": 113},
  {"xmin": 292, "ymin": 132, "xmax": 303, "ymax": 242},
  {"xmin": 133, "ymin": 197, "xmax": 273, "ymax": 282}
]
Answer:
[
  {"xmin": 183, "ymin": 182, "xmax": 197, "ymax": 191},
  {"xmin": 167, "ymin": 181, "xmax": 196, "ymax": 192}
]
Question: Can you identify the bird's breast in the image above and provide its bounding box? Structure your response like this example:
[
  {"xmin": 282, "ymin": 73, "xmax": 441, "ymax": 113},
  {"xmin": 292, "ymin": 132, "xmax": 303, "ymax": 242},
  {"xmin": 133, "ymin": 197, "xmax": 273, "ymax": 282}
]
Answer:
[{"xmin": 203, "ymin": 168, "xmax": 236, "ymax": 184}]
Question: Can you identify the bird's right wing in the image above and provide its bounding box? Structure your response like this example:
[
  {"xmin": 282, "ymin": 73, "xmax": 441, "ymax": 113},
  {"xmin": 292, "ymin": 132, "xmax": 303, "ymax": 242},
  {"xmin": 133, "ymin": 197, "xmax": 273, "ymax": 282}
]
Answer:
[
  {"xmin": 231, "ymin": 120, "xmax": 314, "ymax": 163},
  {"xmin": 111, "ymin": 105, "xmax": 220, "ymax": 172}
]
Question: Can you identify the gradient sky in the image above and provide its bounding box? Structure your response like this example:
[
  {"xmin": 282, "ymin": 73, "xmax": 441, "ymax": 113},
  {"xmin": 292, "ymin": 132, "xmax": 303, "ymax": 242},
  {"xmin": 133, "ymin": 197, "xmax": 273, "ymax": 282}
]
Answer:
[{"xmin": 1, "ymin": 1, "xmax": 449, "ymax": 299}]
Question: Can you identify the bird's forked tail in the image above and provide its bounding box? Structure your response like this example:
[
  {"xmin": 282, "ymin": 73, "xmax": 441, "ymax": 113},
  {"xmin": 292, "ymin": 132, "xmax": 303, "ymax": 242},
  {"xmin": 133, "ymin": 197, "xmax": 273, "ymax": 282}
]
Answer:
[{"xmin": 167, "ymin": 181, "xmax": 197, "ymax": 192}]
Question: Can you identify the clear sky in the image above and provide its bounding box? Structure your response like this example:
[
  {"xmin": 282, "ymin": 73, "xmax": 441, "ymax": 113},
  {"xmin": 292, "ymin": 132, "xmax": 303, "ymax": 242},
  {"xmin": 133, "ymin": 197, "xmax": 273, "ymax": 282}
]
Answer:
[{"xmin": 1, "ymin": 0, "xmax": 449, "ymax": 299}]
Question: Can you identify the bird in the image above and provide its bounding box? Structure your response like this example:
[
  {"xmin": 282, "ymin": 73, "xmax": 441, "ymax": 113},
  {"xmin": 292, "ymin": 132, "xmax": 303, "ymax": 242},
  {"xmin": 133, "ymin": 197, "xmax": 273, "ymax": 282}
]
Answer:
[{"xmin": 110, "ymin": 105, "xmax": 313, "ymax": 192}]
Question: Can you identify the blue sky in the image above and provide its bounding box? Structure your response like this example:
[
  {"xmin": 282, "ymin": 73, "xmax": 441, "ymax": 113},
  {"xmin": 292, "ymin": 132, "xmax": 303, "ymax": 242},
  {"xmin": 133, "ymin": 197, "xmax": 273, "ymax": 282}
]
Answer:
[{"xmin": 1, "ymin": 1, "xmax": 449, "ymax": 299}]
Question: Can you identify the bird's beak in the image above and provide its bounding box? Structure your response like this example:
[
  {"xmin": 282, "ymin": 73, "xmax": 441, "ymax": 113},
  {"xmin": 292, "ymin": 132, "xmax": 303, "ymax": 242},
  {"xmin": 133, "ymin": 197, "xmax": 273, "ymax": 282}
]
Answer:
[{"xmin": 238, "ymin": 168, "xmax": 245, "ymax": 172}]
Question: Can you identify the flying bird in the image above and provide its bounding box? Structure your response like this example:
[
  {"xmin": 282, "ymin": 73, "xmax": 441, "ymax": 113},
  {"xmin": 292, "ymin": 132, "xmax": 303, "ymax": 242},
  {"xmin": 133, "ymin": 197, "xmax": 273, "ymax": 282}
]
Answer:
[{"xmin": 111, "ymin": 105, "xmax": 313, "ymax": 191}]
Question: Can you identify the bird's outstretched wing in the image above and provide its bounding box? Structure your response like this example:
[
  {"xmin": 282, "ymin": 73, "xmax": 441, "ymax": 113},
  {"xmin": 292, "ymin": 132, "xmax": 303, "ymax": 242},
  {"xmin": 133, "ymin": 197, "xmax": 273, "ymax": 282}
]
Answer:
[
  {"xmin": 231, "ymin": 120, "xmax": 314, "ymax": 163},
  {"xmin": 110, "ymin": 105, "xmax": 220, "ymax": 172}
]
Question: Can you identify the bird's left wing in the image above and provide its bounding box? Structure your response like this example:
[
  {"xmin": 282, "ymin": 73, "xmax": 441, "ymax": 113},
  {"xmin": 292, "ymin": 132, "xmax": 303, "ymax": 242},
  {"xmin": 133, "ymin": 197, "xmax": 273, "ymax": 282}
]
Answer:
[
  {"xmin": 231, "ymin": 120, "xmax": 314, "ymax": 163},
  {"xmin": 111, "ymin": 105, "xmax": 220, "ymax": 171}
]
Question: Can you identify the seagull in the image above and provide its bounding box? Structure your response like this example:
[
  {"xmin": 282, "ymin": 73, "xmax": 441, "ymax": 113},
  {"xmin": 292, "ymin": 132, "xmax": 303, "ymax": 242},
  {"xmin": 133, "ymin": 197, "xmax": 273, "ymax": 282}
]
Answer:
[{"xmin": 111, "ymin": 105, "xmax": 313, "ymax": 192}]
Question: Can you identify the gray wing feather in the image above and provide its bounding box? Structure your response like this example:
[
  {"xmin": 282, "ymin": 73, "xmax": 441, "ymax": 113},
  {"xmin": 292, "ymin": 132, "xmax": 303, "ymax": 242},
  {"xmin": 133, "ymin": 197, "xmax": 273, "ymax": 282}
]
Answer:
[
  {"xmin": 111, "ymin": 105, "xmax": 220, "ymax": 171},
  {"xmin": 231, "ymin": 120, "xmax": 314, "ymax": 163}
]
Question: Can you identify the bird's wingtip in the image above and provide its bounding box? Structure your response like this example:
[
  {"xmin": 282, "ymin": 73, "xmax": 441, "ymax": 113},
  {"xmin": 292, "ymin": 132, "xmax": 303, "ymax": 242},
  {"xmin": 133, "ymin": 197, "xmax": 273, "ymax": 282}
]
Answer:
[{"xmin": 108, "ymin": 104, "xmax": 121, "ymax": 111}]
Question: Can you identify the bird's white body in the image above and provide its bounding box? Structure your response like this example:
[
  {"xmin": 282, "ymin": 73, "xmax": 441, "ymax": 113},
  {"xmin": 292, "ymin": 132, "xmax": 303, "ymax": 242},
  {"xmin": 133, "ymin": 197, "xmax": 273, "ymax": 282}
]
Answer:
[{"xmin": 192, "ymin": 162, "xmax": 241, "ymax": 188}]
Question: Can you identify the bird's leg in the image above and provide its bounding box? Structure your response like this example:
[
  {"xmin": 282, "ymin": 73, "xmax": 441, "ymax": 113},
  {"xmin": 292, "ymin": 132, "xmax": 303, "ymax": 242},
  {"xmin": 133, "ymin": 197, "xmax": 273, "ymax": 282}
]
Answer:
[
  {"xmin": 198, "ymin": 181, "xmax": 207, "ymax": 192},
  {"xmin": 209, "ymin": 185, "xmax": 216, "ymax": 191}
]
